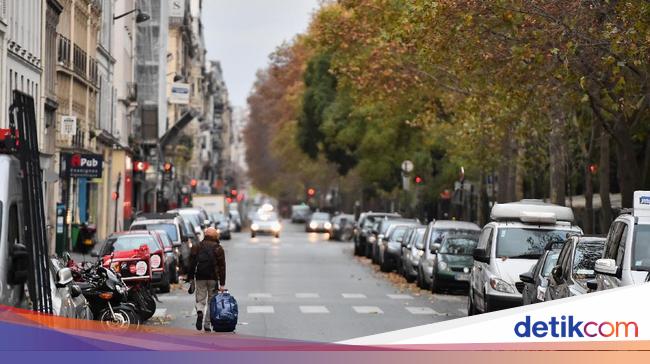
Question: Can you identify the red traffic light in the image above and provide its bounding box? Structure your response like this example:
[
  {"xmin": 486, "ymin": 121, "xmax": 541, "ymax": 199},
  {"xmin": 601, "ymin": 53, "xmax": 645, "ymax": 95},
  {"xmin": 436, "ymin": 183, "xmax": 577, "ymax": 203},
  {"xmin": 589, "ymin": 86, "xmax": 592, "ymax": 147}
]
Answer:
[
  {"xmin": 588, "ymin": 163, "xmax": 598, "ymax": 175},
  {"xmin": 111, "ymin": 192, "xmax": 119, "ymax": 201},
  {"xmin": 190, "ymin": 179, "xmax": 198, "ymax": 187},
  {"xmin": 134, "ymin": 161, "xmax": 149, "ymax": 172},
  {"xmin": 230, "ymin": 189, "xmax": 238, "ymax": 196},
  {"xmin": 163, "ymin": 162, "xmax": 173, "ymax": 172},
  {"xmin": 226, "ymin": 197, "xmax": 233, "ymax": 204},
  {"xmin": 415, "ymin": 176, "xmax": 423, "ymax": 184},
  {"xmin": 307, "ymin": 188, "xmax": 316, "ymax": 197}
]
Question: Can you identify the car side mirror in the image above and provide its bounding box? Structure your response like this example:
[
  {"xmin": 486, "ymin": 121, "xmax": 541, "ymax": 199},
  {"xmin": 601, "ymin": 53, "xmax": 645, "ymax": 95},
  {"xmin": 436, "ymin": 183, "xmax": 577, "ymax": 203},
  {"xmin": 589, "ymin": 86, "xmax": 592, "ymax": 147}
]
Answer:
[
  {"xmin": 9, "ymin": 243, "xmax": 29, "ymax": 285},
  {"xmin": 473, "ymin": 248, "xmax": 489, "ymax": 264},
  {"xmin": 431, "ymin": 243, "xmax": 441, "ymax": 253},
  {"xmin": 519, "ymin": 271, "xmax": 535, "ymax": 284},
  {"xmin": 551, "ymin": 266, "xmax": 563, "ymax": 283},
  {"xmin": 56, "ymin": 267, "xmax": 74, "ymax": 288},
  {"xmin": 594, "ymin": 258, "xmax": 618, "ymax": 276}
]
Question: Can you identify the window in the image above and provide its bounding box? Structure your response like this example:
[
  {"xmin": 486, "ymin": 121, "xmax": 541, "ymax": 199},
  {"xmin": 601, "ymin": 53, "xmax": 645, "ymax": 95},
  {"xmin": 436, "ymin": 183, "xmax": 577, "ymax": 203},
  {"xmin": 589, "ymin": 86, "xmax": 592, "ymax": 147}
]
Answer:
[
  {"xmin": 495, "ymin": 228, "xmax": 569, "ymax": 259},
  {"xmin": 604, "ymin": 222, "xmax": 624, "ymax": 261},
  {"xmin": 631, "ymin": 225, "xmax": 650, "ymax": 270},
  {"xmin": 572, "ymin": 241, "xmax": 605, "ymax": 279}
]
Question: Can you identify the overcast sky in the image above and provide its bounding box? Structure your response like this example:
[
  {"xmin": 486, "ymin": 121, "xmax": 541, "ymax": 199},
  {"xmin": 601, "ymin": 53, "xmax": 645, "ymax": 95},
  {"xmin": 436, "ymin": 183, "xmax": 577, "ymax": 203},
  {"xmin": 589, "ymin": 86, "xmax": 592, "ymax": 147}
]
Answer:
[{"xmin": 202, "ymin": 0, "xmax": 321, "ymax": 109}]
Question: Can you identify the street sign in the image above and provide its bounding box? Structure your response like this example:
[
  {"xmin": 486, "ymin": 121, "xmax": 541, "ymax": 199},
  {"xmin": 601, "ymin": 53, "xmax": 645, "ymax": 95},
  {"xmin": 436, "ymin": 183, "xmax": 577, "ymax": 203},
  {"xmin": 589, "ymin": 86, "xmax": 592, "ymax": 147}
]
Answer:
[
  {"xmin": 401, "ymin": 160, "xmax": 414, "ymax": 173},
  {"xmin": 169, "ymin": 82, "xmax": 190, "ymax": 104},
  {"xmin": 60, "ymin": 116, "xmax": 77, "ymax": 136},
  {"xmin": 60, "ymin": 153, "xmax": 103, "ymax": 178}
]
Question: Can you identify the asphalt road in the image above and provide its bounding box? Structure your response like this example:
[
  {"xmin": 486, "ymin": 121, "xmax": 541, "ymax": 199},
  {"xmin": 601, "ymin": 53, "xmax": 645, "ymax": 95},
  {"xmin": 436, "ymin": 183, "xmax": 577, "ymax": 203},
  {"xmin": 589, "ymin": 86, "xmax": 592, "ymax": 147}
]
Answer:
[{"xmin": 149, "ymin": 221, "xmax": 467, "ymax": 342}]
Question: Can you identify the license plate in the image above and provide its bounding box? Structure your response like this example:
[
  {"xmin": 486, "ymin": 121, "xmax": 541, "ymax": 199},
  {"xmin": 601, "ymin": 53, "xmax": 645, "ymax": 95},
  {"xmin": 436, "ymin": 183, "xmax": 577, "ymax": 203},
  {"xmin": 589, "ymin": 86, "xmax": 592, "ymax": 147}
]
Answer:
[{"xmin": 455, "ymin": 273, "xmax": 470, "ymax": 281}]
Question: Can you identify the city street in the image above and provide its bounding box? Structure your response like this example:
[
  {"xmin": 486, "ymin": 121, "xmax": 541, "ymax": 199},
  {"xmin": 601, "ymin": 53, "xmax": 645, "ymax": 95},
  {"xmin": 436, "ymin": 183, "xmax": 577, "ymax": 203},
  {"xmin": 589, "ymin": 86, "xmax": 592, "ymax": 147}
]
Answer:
[{"xmin": 149, "ymin": 221, "xmax": 467, "ymax": 342}]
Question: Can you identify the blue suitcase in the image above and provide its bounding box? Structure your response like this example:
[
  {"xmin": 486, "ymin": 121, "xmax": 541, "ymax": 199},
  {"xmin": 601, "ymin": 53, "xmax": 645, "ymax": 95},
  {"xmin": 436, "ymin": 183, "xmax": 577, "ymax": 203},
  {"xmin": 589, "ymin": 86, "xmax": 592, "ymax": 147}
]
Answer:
[{"xmin": 209, "ymin": 292, "xmax": 238, "ymax": 332}]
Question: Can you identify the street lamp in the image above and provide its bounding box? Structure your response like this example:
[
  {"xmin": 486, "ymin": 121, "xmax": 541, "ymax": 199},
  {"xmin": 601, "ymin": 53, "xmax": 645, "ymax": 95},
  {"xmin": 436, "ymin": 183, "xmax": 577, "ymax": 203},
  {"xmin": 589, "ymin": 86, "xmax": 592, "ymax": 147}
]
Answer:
[{"xmin": 114, "ymin": 8, "xmax": 151, "ymax": 23}]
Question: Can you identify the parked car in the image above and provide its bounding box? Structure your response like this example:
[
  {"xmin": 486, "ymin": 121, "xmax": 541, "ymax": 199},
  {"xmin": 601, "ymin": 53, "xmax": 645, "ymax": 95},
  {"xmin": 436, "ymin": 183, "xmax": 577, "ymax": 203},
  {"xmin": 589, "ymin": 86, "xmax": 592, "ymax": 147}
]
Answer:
[
  {"xmin": 468, "ymin": 200, "xmax": 582, "ymax": 315},
  {"xmin": 250, "ymin": 212, "xmax": 282, "ymax": 238},
  {"xmin": 353, "ymin": 212, "xmax": 401, "ymax": 257},
  {"xmin": 371, "ymin": 217, "xmax": 416, "ymax": 263},
  {"xmin": 418, "ymin": 220, "xmax": 481, "ymax": 290},
  {"xmin": 590, "ymin": 191, "xmax": 650, "ymax": 291},
  {"xmin": 152, "ymin": 230, "xmax": 180, "ymax": 285},
  {"xmin": 229, "ymin": 210, "xmax": 242, "ymax": 232},
  {"xmin": 95, "ymin": 232, "xmax": 154, "ymax": 285},
  {"xmin": 211, "ymin": 213, "xmax": 232, "ymax": 240},
  {"xmin": 519, "ymin": 242, "xmax": 563, "ymax": 305},
  {"xmin": 130, "ymin": 213, "xmax": 193, "ymax": 275},
  {"xmin": 429, "ymin": 233, "xmax": 479, "ymax": 293},
  {"xmin": 291, "ymin": 204, "xmax": 312, "ymax": 223},
  {"xmin": 378, "ymin": 222, "xmax": 419, "ymax": 272},
  {"xmin": 400, "ymin": 226, "xmax": 427, "ymax": 283},
  {"xmin": 306, "ymin": 212, "xmax": 332, "ymax": 233},
  {"xmin": 545, "ymin": 236, "xmax": 605, "ymax": 301},
  {"xmin": 330, "ymin": 213, "xmax": 355, "ymax": 241},
  {"xmin": 168, "ymin": 207, "xmax": 209, "ymax": 240}
]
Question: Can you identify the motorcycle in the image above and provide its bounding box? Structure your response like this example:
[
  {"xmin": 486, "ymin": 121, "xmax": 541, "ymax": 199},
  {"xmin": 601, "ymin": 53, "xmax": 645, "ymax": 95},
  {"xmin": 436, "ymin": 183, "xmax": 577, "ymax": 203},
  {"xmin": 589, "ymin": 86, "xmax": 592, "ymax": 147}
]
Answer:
[
  {"xmin": 66, "ymin": 258, "xmax": 140, "ymax": 329},
  {"xmin": 75, "ymin": 222, "xmax": 98, "ymax": 254}
]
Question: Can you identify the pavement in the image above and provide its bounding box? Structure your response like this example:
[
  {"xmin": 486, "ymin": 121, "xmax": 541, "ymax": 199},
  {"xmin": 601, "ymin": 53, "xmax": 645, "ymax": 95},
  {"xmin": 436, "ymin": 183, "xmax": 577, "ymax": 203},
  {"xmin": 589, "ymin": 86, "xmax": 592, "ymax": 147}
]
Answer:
[{"xmin": 148, "ymin": 221, "xmax": 468, "ymax": 342}]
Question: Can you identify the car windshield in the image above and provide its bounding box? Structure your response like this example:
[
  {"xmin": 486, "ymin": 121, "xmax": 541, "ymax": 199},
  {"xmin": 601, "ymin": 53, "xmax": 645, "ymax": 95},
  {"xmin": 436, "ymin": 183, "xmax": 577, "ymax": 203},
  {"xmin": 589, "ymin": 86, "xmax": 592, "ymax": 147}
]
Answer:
[
  {"xmin": 312, "ymin": 212, "xmax": 330, "ymax": 220},
  {"xmin": 573, "ymin": 241, "xmax": 605, "ymax": 279},
  {"xmin": 106, "ymin": 235, "xmax": 158, "ymax": 253},
  {"xmin": 156, "ymin": 232, "xmax": 173, "ymax": 248},
  {"xmin": 414, "ymin": 229, "xmax": 426, "ymax": 249},
  {"xmin": 496, "ymin": 228, "xmax": 571, "ymax": 259},
  {"xmin": 389, "ymin": 226, "xmax": 409, "ymax": 241},
  {"xmin": 440, "ymin": 236, "xmax": 478, "ymax": 255},
  {"xmin": 256, "ymin": 212, "xmax": 278, "ymax": 221},
  {"xmin": 131, "ymin": 223, "xmax": 178, "ymax": 241},
  {"xmin": 541, "ymin": 252, "xmax": 560, "ymax": 277},
  {"xmin": 632, "ymin": 225, "xmax": 650, "ymax": 271},
  {"xmin": 180, "ymin": 211, "xmax": 202, "ymax": 226}
]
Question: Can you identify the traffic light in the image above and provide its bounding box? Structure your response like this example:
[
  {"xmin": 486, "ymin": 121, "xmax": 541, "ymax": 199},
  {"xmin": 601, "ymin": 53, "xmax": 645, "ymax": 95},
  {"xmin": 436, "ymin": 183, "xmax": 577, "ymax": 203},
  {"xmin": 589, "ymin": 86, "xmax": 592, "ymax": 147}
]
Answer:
[
  {"xmin": 163, "ymin": 162, "xmax": 172, "ymax": 172},
  {"xmin": 588, "ymin": 163, "xmax": 598, "ymax": 175},
  {"xmin": 190, "ymin": 178, "xmax": 198, "ymax": 193},
  {"xmin": 133, "ymin": 161, "xmax": 149, "ymax": 172},
  {"xmin": 307, "ymin": 188, "xmax": 316, "ymax": 197},
  {"xmin": 230, "ymin": 188, "xmax": 238, "ymax": 197},
  {"xmin": 414, "ymin": 176, "xmax": 423, "ymax": 184}
]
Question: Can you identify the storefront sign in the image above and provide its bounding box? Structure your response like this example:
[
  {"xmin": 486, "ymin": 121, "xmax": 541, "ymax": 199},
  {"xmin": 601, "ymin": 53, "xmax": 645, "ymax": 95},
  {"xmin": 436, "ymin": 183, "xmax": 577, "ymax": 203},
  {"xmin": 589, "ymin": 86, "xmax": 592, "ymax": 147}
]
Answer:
[
  {"xmin": 60, "ymin": 153, "xmax": 104, "ymax": 178},
  {"xmin": 60, "ymin": 116, "xmax": 77, "ymax": 136},
  {"xmin": 169, "ymin": 82, "xmax": 190, "ymax": 104}
]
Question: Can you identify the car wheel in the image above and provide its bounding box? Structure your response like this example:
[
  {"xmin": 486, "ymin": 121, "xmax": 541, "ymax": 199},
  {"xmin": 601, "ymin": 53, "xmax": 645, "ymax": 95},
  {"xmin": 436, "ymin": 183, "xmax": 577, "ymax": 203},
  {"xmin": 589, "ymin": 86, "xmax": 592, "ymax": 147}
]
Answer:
[
  {"xmin": 275, "ymin": 233, "xmax": 280, "ymax": 238},
  {"xmin": 416, "ymin": 267, "xmax": 424, "ymax": 288},
  {"xmin": 431, "ymin": 271, "xmax": 440, "ymax": 293},
  {"xmin": 353, "ymin": 241, "xmax": 360, "ymax": 256},
  {"xmin": 405, "ymin": 272, "xmax": 415, "ymax": 283},
  {"xmin": 159, "ymin": 272, "xmax": 171, "ymax": 294},
  {"xmin": 380, "ymin": 254, "xmax": 391, "ymax": 272},
  {"xmin": 364, "ymin": 243, "xmax": 373, "ymax": 259},
  {"xmin": 251, "ymin": 232, "xmax": 256, "ymax": 238}
]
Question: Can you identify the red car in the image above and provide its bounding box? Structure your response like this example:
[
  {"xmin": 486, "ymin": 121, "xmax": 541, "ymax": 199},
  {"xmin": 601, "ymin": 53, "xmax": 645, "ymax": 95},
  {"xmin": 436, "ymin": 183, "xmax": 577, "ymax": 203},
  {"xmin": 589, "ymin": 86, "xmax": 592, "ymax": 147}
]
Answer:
[{"xmin": 99, "ymin": 232, "xmax": 161, "ymax": 285}]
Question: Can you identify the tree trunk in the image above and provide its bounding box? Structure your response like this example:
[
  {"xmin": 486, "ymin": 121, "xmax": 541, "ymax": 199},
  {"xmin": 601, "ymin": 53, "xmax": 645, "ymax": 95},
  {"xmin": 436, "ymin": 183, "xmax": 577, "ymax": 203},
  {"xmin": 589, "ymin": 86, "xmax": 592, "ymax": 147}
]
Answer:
[
  {"xmin": 614, "ymin": 123, "xmax": 641, "ymax": 208},
  {"xmin": 549, "ymin": 114, "xmax": 567, "ymax": 206},
  {"xmin": 515, "ymin": 141, "xmax": 525, "ymax": 201},
  {"xmin": 599, "ymin": 128, "xmax": 612, "ymax": 234},
  {"xmin": 584, "ymin": 164, "xmax": 594, "ymax": 234}
]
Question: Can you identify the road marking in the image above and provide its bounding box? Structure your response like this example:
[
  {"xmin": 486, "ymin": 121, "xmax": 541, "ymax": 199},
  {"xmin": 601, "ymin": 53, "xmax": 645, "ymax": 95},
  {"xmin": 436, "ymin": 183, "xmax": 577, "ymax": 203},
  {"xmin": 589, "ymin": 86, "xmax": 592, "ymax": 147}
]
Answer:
[
  {"xmin": 299, "ymin": 305, "xmax": 330, "ymax": 314},
  {"xmin": 353, "ymin": 306, "xmax": 383, "ymax": 314},
  {"xmin": 248, "ymin": 293, "xmax": 272, "ymax": 299},
  {"xmin": 295, "ymin": 293, "xmax": 320, "ymax": 298},
  {"xmin": 431, "ymin": 294, "xmax": 465, "ymax": 302},
  {"xmin": 152, "ymin": 308, "xmax": 167, "ymax": 318},
  {"xmin": 405, "ymin": 307, "xmax": 440, "ymax": 315},
  {"xmin": 247, "ymin": 306, "xmax": 275, "ymax": 314},
  {"xmin": 342, "ymin": 293, "xmax": 367, "ymax": 299},
  {"xmin": 387, "ymin": 294, "xmax": 413, "ymax": 300}
]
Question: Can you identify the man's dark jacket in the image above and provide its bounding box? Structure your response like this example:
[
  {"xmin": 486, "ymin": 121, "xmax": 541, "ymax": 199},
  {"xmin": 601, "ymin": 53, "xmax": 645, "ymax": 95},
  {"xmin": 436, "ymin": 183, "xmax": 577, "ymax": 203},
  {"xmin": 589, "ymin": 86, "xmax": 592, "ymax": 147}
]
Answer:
[{"xmin": 188, "ymin": 239, "xmax": 226, "ymax": 284}]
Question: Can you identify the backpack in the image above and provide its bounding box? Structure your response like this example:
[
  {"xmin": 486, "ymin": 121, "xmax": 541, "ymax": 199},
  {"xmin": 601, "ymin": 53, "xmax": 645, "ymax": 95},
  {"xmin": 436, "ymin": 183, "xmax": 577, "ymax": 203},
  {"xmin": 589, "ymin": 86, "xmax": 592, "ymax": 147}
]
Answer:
[
  {"xmin": 195, "ymin": 242, "xmax": 218, "ymax": 279},
  {"xmin": 210, "ymin": 292, "xmax": 238, "ymax": 332}
]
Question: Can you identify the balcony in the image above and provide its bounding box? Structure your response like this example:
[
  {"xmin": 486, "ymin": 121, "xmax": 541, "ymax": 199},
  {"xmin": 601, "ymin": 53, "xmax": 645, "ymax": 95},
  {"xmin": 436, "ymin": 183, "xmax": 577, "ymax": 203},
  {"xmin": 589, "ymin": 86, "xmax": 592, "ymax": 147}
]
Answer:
[
  {"xmin": 57, "ymin": 34, "xmax": 71, "ymax": 67},
  {"xmin": 73, "ymin": 44, "xmax": 87, "ymax": 77},
  {"xmin": 88, "ymin": 57, "xmax": 99, "ymax": 86}
]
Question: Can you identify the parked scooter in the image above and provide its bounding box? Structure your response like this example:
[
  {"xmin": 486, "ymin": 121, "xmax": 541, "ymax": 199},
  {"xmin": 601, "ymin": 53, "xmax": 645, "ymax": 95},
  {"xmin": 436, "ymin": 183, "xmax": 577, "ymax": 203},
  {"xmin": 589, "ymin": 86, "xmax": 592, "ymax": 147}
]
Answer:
[{"xmin": 66, "ymin": 258, "xmax": 140, "ymax": 329}]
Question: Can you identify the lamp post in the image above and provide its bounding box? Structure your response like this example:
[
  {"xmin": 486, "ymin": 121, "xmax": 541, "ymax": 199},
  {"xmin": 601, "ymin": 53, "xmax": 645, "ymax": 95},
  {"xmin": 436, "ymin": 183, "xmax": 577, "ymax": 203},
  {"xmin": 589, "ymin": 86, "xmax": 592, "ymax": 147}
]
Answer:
[{"xmin": 113, "ymin": 8, "xmax": 151, "ymax": 23}]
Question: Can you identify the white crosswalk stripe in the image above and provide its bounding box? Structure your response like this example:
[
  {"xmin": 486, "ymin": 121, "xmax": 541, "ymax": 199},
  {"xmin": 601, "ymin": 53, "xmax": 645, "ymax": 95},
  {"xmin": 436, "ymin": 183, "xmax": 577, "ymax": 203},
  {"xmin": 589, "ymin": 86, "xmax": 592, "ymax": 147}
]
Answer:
[
  {"xmin": 247, "ymin": 306, "xmax": 275, "ymax": 314},
  {"xmin": 295, "ymin": 293, "xmax": 320, "ymax": 298},
  {"xmin": 248, "ymin": 293, "xmax": 272, "ymax": 299},
  {"xmin": 353, "ymin": 306, "xmax": 383, "ymax": 314},
  {"xmin": 387, "ymin": 294, "xmax": 413, "ymax": 300},
  {"xmin": 405, "ymin": 307, "xmax": 440, "ymax": 315},
  {"xmin": 299, "ymin": 305, "xmax": 330, "ymax": 314},
  {"xmin": 342, "ymin": 293, "xmax": 367, "ymax": 299}
]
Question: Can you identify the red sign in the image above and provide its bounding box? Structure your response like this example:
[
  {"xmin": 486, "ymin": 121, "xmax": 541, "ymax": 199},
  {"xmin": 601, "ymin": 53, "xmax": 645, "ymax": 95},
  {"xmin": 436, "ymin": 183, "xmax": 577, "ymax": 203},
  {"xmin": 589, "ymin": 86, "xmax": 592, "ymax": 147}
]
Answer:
[{"xmin": 134, "ymin": 161, "xmax": 150, "ymax": 172}]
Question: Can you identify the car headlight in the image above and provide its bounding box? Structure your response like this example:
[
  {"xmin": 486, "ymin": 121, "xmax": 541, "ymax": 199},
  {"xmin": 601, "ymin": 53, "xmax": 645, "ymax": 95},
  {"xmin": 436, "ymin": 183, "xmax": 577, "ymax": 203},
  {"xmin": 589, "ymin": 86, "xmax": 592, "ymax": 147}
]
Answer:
[
  {"xmin": 251, "ymin": 223, "xmax": 259, "ymax": 231},
  {"xmin": 490, "ymin": 277, "xmax": 516, "ymax": 294},
  {"xmin": 272, "ymin": 223, "xmax": 281, "ymax": 232},
  {"xmin": 309, "ymin": 222, "xmax": 318, "ymax": 229},
  {"xmin": 438, "ymin": 261, "xmax": 448, "ymax": 271},
  {"xmin": 416, "ymin": 250, "xmax": 424, "ymax": 257},
  {"xmin": 324, "ymin": 222, "xmax": 332, "ymax": 229}
]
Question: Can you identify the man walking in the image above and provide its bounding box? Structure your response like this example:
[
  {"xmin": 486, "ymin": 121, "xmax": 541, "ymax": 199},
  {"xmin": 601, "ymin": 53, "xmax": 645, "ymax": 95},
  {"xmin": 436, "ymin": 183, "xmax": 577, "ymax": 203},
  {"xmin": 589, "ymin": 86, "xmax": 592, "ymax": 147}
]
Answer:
[{"xmin": 187, "ymin": 227, "xmax": 226, "ymax": 332}]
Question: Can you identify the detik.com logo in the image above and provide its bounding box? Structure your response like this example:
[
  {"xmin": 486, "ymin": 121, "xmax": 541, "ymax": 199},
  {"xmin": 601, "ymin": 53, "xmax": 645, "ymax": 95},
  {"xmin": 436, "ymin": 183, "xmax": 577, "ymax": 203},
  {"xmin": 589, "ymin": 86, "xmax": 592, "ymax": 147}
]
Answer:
[{"xmin": 514, "ymin": 315, "xmax": 638, "ymax": 338}]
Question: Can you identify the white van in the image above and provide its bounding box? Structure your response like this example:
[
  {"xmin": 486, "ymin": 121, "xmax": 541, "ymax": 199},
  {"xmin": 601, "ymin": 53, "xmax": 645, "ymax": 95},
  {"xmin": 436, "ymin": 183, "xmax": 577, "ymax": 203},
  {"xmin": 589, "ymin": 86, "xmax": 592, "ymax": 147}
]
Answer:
[
  {"xmin": 468, "ymin": 200, "xmax": 582, "ymax": 315},
  {"xmin": 591, "ymin": 191, "xmax": 650, "ymax": 290}
]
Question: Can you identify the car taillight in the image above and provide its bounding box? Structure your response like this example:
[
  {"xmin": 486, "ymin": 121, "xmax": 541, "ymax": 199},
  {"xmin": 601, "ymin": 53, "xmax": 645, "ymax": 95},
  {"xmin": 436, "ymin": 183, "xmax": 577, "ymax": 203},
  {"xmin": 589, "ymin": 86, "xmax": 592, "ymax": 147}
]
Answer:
[{"xmin": 150, "ymin": 254, "xmax": 161, "ymax": 268}]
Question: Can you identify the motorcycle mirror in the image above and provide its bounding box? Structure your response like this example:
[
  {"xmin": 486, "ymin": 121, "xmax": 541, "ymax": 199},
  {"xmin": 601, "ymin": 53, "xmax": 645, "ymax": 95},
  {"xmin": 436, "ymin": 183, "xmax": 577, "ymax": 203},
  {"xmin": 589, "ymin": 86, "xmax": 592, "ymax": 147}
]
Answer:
[{"xmin": 56, "ymin": 267, "xmax": 74, "ymax": 288}]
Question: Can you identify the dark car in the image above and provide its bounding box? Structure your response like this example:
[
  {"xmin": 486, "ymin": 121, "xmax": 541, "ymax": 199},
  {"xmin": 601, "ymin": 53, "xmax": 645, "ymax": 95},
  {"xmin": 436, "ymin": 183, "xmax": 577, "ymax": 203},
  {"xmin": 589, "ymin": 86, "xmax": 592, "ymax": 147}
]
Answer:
[
  {"xmin": 330, "ymin": 214, "xmax": 355, "ymax": 241},
  {"xmin": 306, "ymin": 212, "xmax": 332, "ymax": 233},
  {"xmin": 291, "ymin": 204, "xmax": 311, "ymax": 223},
  {"xmin": 378, "ymin": 222, "xmax": 419, "ymax": 272},
  {"xmin": 429, "ymin": 234, "xmax": 479, "ymax": 293},
  {"xmin": 519, "ymin": 242, "xmax": 563, "ymax": 305},
  {"xmin": 229, "ymin": 210, "xmax": 242, "ymax": 232},
  {"xmin": 353, "ymin": 212, "xmax": 401, "ymax": 257},
  {"xmin": 211, "ymin": 213, "xmax": 232, "ymax": 240},
  {"xmin": 400, "ymin": 226, "xmax": 426, "ymax": 282},
  {"xmin": 545, "ymin": 236, "xmax": 606, "ymax": 301},
  {"xmin": 371, "ymin": 217, "xmax": 415, "ymax": 263},
  {"xmin": 153, "ymin": 230, "xmax": 180, "ymax": 285}
]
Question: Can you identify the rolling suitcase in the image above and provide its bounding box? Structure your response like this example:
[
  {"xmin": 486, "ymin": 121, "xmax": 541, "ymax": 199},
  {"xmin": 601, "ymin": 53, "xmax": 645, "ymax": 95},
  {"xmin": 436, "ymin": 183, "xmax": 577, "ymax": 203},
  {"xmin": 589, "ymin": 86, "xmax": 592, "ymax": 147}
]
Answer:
[{"xmin": 210, "ymin": 291, "xmax": 238, "ymax": 332}]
